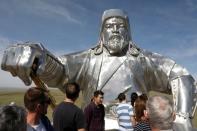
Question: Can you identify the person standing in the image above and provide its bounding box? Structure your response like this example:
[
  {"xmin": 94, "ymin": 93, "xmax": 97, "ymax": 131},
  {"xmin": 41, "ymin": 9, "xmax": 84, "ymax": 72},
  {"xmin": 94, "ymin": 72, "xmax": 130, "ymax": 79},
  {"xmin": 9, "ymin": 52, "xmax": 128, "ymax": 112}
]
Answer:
[
  {"xmin": 133, "ymin": 95, "xmax": 151, "ymax": 131},
  {"xmin": 84, "ymin": 90, "xmax": 105, "ymax": 131},
  {"xmin": 24, "ymin": 87, "xmax": 54, "ymax": 131},
  {"xmin": 116, "ymin": 93, "xmax": 134, "ymax": 131},
  {"xmin": 130, "ymin": 92, "xmax": 138, "ymax": 107},
  {"xmin": 53, "ymin": 82, "xmax": 85, "ymax": 131},
  {"xmin": 146, "ymin": 95, "xmax": 175, "ymax": 131},
  {"xmin": 0, "ymin": 104, "xmax": 27, "ymax": 131}
]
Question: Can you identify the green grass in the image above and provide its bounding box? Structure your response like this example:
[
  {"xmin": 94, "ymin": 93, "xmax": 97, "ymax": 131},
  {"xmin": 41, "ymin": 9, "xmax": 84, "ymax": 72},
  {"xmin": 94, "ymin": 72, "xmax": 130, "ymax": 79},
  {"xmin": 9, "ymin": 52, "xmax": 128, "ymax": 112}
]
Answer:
[
  {"xmin": 0, "ymin": 88, "xmax": 196, "ymax": 127},
  {"xmin": 0, "ymin": 88, "xmax": 65, "ymax": 120},
  {"xmin": 0, "ymin": 88, "xmax": 81, "ymax": 120}
]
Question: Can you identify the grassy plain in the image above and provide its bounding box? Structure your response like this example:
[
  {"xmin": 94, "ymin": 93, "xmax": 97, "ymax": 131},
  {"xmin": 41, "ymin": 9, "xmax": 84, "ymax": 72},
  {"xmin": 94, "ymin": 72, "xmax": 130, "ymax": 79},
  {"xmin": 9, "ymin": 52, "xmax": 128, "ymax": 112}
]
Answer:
[
  {"xmin": 0, "ymin": 88, "xmax": 196, "ymax": 127},
  {"xmin": 0, "ymin": 87, "xmax": 81, "ymax": 120}
]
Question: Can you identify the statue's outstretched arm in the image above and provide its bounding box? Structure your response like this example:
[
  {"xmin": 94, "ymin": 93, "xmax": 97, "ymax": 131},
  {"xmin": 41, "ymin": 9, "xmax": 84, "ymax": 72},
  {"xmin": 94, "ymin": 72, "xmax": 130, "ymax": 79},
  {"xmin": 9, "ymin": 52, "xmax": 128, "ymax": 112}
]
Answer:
[{"xmin": 1, "ymin": 42, "xmax": 65, "ymax": 88}]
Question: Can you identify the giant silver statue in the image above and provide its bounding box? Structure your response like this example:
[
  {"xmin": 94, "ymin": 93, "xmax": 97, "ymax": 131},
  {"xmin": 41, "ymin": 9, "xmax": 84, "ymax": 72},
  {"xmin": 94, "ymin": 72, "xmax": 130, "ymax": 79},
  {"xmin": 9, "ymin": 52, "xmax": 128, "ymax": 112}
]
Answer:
[{"xmin": 1, "ymin": 9, "xmax": 197, "ymax": 129}]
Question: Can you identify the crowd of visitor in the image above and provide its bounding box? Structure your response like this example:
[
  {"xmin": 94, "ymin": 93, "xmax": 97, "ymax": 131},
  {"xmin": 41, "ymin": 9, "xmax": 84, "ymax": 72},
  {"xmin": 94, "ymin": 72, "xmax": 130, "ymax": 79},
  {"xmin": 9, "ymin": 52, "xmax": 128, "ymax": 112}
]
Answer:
[{"xmin": 0, "ymin": 82, "xmax": 193, "ymax": 131}]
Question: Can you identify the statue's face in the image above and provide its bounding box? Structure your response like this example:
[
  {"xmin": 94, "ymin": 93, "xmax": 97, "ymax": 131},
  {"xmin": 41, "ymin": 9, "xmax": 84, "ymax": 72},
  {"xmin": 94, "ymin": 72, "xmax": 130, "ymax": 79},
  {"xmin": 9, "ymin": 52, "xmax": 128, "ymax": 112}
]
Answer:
[{"xmin": 102, "ymin": 17, "xmax": 129, "ymax": 55}]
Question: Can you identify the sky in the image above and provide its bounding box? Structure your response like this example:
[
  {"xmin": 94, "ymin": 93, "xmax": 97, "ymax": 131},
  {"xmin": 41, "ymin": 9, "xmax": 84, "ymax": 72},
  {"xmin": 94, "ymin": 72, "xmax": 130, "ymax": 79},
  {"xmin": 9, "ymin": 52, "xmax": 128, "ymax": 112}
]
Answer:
[{"xmin": 0, "ymin": 0, "xmax": 197, "ymax": 88}]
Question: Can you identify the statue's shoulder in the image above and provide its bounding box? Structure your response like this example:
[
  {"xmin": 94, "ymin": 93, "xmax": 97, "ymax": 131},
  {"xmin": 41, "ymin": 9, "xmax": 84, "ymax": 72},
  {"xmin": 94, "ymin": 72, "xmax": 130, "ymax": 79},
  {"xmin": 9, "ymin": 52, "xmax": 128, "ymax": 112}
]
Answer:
[
  {"xmin": 140, "ymin": 49, "xmax": 175, "ymax": 63},
  {"xmin": 138, "ymin": 49, "xmax": 176, "ymax": 71},
  {"xmin": 57, "ymin": 48, "xmax": 92, "ymax": 65},
  {"xmin": 140, "ymin": 49, "xmax": 163, "ymax": 58},
  {"xmin": 59, "ymin": 48, "xmax": 92, "ymax": 58}
]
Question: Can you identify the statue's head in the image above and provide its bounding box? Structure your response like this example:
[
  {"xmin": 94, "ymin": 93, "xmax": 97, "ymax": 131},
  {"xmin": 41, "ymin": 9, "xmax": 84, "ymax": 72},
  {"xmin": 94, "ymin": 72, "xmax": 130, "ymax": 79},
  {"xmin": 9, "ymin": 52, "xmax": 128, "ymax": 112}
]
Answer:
[{"xmin": 100, "ymin": 9, "xmax": 131, "ymax": 55}]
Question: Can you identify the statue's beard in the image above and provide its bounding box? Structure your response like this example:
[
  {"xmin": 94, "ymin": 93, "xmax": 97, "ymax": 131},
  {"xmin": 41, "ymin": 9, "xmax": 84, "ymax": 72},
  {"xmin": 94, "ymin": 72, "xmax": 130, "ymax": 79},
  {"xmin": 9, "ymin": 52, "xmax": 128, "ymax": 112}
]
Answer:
[{"xmin": 107, "ymin": 35, "xmax": 125, "ymax": 54}]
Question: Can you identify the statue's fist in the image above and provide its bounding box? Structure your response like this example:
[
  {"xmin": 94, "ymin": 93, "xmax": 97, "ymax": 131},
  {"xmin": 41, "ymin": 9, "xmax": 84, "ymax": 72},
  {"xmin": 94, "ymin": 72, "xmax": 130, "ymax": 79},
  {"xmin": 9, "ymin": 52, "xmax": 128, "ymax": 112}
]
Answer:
[{"xmin": 1, "ymin": 42, "xmax": 46, "ymax": 85}]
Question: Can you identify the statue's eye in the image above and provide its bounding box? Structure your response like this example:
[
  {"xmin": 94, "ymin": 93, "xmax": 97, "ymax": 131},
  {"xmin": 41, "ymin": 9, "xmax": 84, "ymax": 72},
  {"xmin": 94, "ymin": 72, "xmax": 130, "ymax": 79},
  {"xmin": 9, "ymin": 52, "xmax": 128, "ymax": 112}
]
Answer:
[
  {"xmin": 105, "ymin": 24, "xmax": 112, "ymax": 28},
  {"xmin": 119, "ymin": 24, "xmax": 125, "ymax": 28}
]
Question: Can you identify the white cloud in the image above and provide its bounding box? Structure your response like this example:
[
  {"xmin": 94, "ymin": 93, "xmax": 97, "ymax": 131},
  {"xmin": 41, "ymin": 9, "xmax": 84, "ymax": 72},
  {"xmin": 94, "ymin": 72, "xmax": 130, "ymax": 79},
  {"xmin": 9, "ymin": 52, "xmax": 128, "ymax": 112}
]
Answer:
[
  {"xmin": 12, "ymin": 0, "xmax": 85, "ymax": 24},
  {"xmin": 156, "ymin": 33, "xmax": 197, "ymax": 60},
  {"xmin": 30, "ymin": 1, "xmax": 80, "ymax": 24},
  {"xmin": 165, "ymin": 44, "xmax": 197, "ymax": 59},
  {"xmin": 0, "ymin": 0, "xmax": 87, "ymax": 24},
  {"xmin": 154, "ymin": 2, "xmax": 197, "ymax": 27}
]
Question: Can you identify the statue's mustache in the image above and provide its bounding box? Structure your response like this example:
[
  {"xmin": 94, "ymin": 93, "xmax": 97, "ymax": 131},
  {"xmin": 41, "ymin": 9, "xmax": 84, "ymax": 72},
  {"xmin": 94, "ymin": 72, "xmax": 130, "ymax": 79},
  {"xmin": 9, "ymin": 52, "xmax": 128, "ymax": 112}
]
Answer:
[
  {"xmin": 109, "ymin": 34, "xmax": 122, "ymax": 42},
  {"xmin": 108, "ymin": 35, "xmax": 124, "ymax": 46}
]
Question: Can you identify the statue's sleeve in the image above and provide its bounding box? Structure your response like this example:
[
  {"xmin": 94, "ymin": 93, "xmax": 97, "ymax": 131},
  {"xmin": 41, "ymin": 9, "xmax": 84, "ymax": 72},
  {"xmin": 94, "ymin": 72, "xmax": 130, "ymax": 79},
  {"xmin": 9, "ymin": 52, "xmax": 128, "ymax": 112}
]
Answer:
[
  {"xmin": 40, "ymin": 50, "xmax": 91, "ymax": 92},
  {"xmin": 142, "ymin": 50, "xmax": 197, "ymax": 126},
  {"xmin": 169, "ymin": 63, "xmax": 197, "ymax": 121}
]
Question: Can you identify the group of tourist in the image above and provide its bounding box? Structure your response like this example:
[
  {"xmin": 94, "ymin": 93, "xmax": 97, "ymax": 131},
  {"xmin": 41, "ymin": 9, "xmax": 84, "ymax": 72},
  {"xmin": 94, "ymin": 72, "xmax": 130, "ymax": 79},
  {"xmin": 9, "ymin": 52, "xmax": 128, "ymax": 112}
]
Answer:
[
  {"xmin": 0, "ymin": 82, "xmax": 106, "ymax": 131},
  {"xmin": 115, "ymin": 92, "xmax": 175, "ymax": 131},
  {"xmin": 0, "ymin": 82, "xmax": 175, "ymax": 131},
  {"xmin": 52, "ymin": 82, "xmax": 105, "ymax": 131}
]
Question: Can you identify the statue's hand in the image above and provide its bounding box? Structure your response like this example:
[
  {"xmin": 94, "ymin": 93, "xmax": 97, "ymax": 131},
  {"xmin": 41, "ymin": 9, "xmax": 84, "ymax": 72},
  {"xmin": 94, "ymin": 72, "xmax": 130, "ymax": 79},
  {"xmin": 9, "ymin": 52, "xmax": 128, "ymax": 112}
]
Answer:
[{"xmin": 1, "ymin": 42, "xmax": 46, "ymax": 85}]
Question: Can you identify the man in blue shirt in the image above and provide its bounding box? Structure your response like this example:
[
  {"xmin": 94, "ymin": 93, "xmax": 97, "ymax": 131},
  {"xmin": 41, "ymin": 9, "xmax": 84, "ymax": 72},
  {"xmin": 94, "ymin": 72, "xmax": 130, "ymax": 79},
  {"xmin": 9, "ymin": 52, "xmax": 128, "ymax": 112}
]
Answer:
[{"xmin": 116, "ymin": 93, "xmax": 134, "ymax": 131}]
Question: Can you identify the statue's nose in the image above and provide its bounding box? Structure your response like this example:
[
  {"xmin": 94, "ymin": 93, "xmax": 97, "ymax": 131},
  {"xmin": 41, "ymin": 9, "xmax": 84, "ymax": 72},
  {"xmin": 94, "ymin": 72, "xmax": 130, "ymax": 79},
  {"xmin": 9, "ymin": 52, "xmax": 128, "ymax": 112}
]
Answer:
[{"xmin": 112, "ymin": 25, "xmax": 119, "ymax": 34}]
